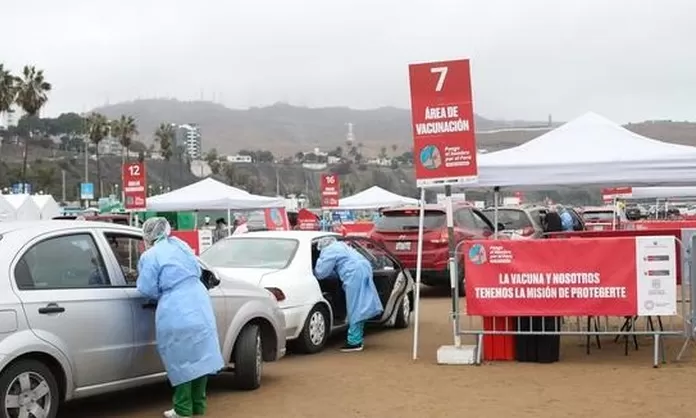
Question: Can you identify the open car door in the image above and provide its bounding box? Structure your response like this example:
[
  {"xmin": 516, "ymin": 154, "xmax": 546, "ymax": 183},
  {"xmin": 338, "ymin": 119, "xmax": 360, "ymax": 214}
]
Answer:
[{"xmin": 339, "ymin": 236, "xmax": 411, "ymax": 324}]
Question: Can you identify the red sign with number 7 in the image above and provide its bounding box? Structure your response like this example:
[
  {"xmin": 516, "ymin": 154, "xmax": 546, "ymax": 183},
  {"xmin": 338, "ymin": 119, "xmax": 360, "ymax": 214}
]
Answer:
[
  {"xmin": 122, "ymin": 162, "xmax": 147, "ymax": 210},
  {"xmin": 408, "ymin": 59, "xmax": 478, "ymax": 187}
]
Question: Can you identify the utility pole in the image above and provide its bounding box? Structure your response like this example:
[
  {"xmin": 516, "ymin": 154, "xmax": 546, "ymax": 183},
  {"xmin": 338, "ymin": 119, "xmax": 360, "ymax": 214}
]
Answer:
[{"xmin": 61, "ymin": 170, "xmax": 66, "ymax": 202}]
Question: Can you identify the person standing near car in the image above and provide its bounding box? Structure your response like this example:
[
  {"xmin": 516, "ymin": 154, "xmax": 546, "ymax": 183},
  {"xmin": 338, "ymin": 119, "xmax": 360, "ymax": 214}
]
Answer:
[
  {"xmin": 313, "ymin": 236, "xmax": 383, "ymax": 352},
  {"xmin": 556, "ymin": 205, "xmax": 574, "ymax": 232},
  {"xmin": 137, "ymin": 217, "xmax": 225, "ymax": 418}
]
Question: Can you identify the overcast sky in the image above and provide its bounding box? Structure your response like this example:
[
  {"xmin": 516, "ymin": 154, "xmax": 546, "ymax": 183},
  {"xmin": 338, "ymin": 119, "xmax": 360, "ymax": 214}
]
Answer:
[{"xmin": 3, "ymin": 0, "xmax": 695, "ymax": 123}]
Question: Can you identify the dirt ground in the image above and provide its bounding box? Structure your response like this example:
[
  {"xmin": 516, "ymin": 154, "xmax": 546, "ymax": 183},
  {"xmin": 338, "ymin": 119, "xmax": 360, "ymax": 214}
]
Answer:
[{"xmin": 59, "ymin": 288, "xmax": 696, "ymax": 418}]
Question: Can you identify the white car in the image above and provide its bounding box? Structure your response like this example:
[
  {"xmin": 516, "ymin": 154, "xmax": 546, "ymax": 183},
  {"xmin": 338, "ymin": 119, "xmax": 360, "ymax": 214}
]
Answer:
[{"xmin": 200, "ymin": 231, "xmax": 414, "ymax": 353}]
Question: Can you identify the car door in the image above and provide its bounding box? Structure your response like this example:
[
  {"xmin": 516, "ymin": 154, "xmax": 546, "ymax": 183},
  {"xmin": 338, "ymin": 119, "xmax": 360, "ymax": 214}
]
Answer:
[
  {"xmin": 340, "ymin": 237, "xmax": 409, "ymax": 324},
  {"xmin": 97, "ymin": 230, "xmax": 229, "ymax": 379},
  {"xmin": 94, "ymin": 230, "xmax": 164, "ymax": 379},
  {"xmin": 11, "ymin": 230, "xmax": 134, "ymax": 391}
]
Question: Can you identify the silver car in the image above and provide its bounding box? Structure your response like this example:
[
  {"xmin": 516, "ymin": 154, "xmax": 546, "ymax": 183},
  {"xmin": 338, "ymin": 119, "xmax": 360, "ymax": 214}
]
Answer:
[
  {"xmin": 0, "ymin": 221, "xmax": 286, "ymax": 418},
  {"xmin": 482, "ymin": 206, "xmax": 546, "ymax": 239}
]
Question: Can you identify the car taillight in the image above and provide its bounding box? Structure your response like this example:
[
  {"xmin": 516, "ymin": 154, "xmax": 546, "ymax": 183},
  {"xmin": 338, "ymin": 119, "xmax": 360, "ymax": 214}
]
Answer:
[
  {"xmin": 265, "ymin": 287, "xmax": 286, "ymax": 301},
  {"xmin": 430, "ymin": 230, "xmax": 449, "ymax": 244},
  {"xmin": 521, "ymin": 226, "xmax": 535, "ymax": 236}
]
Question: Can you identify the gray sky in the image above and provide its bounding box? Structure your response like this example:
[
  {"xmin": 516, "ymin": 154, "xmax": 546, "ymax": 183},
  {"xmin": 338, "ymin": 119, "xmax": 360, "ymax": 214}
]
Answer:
[{"xmin": 3, "ymin": 0, "xmax": 695, "ymax": 123}]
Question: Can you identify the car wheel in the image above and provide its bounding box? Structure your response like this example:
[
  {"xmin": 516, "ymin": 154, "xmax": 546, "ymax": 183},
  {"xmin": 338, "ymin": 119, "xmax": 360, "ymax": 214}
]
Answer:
[
  {"xmin": 295, "ymin": 305, "xmax": 329, "ymax": 354},
  {"xmin": 233, "ymin": 324, "xmax": 263, "ymax": 391},
  {"xmin": 394, "ymin": 293, "xmax": 412, "ymax": 329},
  {"xmin": 0, "ymin": 359, "xmax": 60, "ymax": 418}
]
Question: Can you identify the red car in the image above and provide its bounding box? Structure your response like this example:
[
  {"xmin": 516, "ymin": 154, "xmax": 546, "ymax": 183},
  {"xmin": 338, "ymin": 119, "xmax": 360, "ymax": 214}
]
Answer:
[{"xmin": 369, "ymin": 204, "xmax": 502, "ymax": 290}]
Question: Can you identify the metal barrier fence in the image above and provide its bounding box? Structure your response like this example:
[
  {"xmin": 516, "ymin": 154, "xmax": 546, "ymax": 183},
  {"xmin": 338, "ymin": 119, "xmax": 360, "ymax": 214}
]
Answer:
[{"xmin": 448, "ymin": 235, "xmax": 694, "ymax": 368}]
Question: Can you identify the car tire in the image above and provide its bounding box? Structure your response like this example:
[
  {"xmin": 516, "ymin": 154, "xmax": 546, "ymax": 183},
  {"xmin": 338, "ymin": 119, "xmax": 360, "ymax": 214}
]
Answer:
[
  {"xmin": 0, "ymin": 359, "xmax": 60, "ymax": 418},
  {"xmin": 294, "ymin": 305, "xmax": 330, "ymax": 354},
  {"xmin": 394, "ymin": 292, "xmax": 412, "ymax": 329},
  {"xmin": 233, "ymin": 324, "xmax": 263, "ymax": 391}
]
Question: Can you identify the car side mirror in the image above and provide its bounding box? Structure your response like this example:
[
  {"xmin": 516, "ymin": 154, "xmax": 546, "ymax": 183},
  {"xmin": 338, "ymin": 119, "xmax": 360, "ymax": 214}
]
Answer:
[
  {"xmin": 497, "ymin": 223, "xmax": 506, "ymax": 231},
  {"xmin": 200, "ymin": 268, "xmax": 220, "ymax": 290}
]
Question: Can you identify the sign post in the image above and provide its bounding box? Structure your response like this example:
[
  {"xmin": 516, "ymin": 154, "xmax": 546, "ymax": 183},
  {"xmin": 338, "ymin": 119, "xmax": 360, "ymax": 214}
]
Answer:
[
  {"xmin": 408, "ymin": 59, "xmax": 479, "ymax": 362},
  {"xmin": 123, "ymin": 162, "xmax": 147, "ymax": 211}
]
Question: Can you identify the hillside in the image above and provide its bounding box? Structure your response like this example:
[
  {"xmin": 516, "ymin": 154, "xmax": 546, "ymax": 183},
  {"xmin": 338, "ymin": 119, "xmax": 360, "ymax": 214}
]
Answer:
[
  {"xmin": 92, "ymin": 100, "xmax": 552, "ymax": 155},
  {"xmin": 92, "ymin": 100, "xmax": 696, "ymax": 156}
]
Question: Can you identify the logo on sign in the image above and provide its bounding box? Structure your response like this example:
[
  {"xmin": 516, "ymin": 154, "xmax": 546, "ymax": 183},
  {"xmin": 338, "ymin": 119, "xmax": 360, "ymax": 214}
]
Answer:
[
  {"xmin": 420, "ymin": 145, "xmax": 442, "ymax": 170},
  {"xmin": 468, "ymin": 243, "xmax": 487, "ymax": 265},
  {"xmin": 325, "ymin": 175, "xmax": 335, "ymax": 184}
]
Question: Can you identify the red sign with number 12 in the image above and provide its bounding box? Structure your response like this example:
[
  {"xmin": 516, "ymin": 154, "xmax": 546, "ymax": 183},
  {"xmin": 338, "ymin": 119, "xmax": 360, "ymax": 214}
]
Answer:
[
  {"xmin": 408, "ymin": 59, "xmax": 478, "ymax": 187},
  {"xmin": 122, "ymin": 162, "xmax": 147, "ymax": 210}
]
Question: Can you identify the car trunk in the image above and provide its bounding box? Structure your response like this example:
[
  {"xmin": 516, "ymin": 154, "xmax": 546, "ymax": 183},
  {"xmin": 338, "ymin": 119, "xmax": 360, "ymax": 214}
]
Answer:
[
  {"xmin": 371, "ymin": 209, "xmax": 449, "ymax": 252},
  {"xmin": 483, "ymin": 209, "xmax": 535, "ymax": 238},
  {"xmin": 213, "ymin": 267, "xmax": 280, "ymax": 286}
]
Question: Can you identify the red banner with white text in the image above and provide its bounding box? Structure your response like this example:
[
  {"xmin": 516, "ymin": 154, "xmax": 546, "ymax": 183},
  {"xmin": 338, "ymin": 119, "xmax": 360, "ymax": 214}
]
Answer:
[{"xmin": 464, "ymin": 237, "xmax": 677, "ymax": 317}]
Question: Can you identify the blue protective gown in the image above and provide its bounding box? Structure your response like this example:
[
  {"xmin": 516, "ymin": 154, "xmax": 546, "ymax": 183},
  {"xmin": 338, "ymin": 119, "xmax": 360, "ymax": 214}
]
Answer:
[
  {"xmin": 559, "ymin": 210, "xmax": 574, "ymax": 232},
  {"xmin": 314, "ymin": 241, "xmax": 384, "ymax": 325},
  {"xmin": 137, "ymin": 237, "xmax": 225, "ymax": 386}
]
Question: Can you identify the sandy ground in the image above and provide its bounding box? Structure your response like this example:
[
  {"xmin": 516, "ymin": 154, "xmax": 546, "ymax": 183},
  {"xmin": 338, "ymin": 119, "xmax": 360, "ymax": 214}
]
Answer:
[{"xmin": 59, "ymin": 288, "xmax": 696, "ymax": 418}]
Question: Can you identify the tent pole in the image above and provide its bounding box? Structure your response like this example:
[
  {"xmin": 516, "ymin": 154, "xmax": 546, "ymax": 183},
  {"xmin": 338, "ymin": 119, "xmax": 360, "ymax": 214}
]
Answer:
[
  {"xmin": 612, "ymin": 196, "xmax": 617, "ymax": 230},
  {"xmin": 412, "ymin": 187, "xmax": 426, "ymax": 360},
  {"xmin": 227, "ymin": 208, "xmax": 232, "ymax": 234},
  {"xmin": 444, "ymin": 185, "xmax": 461, "ymax": 347},
  {"xmin": 493, "ymin": 187, "xmax": 500, "ymax": 238}
]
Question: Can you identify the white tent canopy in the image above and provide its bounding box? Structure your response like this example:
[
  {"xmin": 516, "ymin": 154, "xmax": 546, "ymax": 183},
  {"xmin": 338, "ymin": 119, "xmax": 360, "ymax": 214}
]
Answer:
[
  {"xmin": 32, "ymin": 195, "xmax": 61, "ymax": 219},
  {"xmin": 0, "ymin": 194, "xmax": 41, "ymax": 221},
  {"xmin": 146, "ymin": 178, "xmax": 285, "ymax": 211},
  {"xmin": 630, "ymin": 187, "xmax": 696, "ymax": 200},
  {"xmin": 473, "ymin": 112, "xmax": 696, "ymax": 188},
  {"xmin": 338, "ymin": 186, "xmax": 418, "ymax": 209}
]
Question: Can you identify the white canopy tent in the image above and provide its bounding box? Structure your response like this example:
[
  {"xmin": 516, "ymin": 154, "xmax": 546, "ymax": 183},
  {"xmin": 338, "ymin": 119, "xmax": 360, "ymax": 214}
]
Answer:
[
  {"xmin": 338, "ymin": 186, "xmax": 418, "ymax": 209},
  {"xmin": 32, "ymin": 195, "xmax": 61, "ymax": 219},
  {"xmin": 472, "ymin": 112, "xmax": 696, "ymax": 188},
  {"xmin": 630, "ymin": 187, "xmax": 696, "ymax": 200},
  {"xmin": 413, "ymin": 112, "xmax": 696, "ymax": 362},
  {"xmin": 146, "ymin": 178, "xmax": 285, "ymax": 212},
  {"xmin": 0, "ymin": 194, "xmax": 42, "ymax": 221}
]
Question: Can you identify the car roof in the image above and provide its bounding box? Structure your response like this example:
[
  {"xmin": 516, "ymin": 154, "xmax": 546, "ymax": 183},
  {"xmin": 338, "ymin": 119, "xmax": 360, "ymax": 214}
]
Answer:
[
  {"xmin": 0, "ymin": 220, "xmax": 141, "ymax": 237},
  {"xmin": 226, "ymin": 230, "xmax": 339, "ymax": 242},
  {"xmin": 583, "ymin": 206, "xmax": 615, "ymax": 212},
  {"xmin": 382, "ymin": 203, "xmax": 471, "ymax": 213}
]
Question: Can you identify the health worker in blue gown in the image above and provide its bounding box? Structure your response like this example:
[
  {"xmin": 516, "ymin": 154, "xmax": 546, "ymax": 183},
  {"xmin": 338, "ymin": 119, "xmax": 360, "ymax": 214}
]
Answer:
[
  {"xmin": 314, "ymin": 236, "xmax": 383, "ymax": 352},
  {"xmin": 137, "ymin": 217, "xmax": 225, "ymax": 418}
]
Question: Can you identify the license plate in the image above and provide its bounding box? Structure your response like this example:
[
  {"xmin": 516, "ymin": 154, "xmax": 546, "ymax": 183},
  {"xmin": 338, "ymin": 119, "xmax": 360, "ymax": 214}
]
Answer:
[{"xmin": 395, "ymin": 242, "xmax": 411, "ymax": 251}]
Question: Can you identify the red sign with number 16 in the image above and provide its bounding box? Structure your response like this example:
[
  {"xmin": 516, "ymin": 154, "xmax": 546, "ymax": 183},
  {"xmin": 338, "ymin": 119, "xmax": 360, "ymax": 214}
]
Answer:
[
  {"xmin": 122, "ymin": 162, "xmax": 147, "ymax": 210},
  {"xmin": 321, "ymin": 174, "xmax": 340, "ymax": 208}
]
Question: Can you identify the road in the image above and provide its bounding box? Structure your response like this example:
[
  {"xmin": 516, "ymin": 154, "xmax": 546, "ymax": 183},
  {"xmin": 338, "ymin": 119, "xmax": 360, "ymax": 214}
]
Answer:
[{"xmin": 59, "ymin": 288, "xmax": 696, "ymax": 418}]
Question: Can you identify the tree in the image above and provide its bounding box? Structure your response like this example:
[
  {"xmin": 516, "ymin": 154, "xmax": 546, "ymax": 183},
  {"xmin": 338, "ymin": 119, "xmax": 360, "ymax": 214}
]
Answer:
[
  {"xmin": 14, "ymin": 66, "xmax": 51, "ymax": 191},
  {"xmin": 111, "ymin": 114, "xmax": 138, "ymax": 166},
  {"xmin": 294, "ymin": 151, "xmax": 304, "ymax": 162},
  {"xmin": 86, "ymin": 112, "xmax": 110, "ymax": 198},
  {"xmin": 379, "ymin": 146, "xmax": 388, "ymax": 159},
  {"xmin": 155, "ymin": 123, "xmax": 175, "ymax": 186},
  {"xmin": 391, "ymin": 144, "xmax": 398, "ymax": 154},
  {"xmin": 0, "ymin": 64, "xmax": 16, "ymax": 122}
]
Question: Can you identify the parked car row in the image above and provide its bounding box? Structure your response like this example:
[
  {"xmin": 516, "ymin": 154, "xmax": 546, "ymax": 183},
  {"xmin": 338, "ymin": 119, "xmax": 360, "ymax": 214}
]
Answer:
[{"xmin": 0, "ymin": 221, "xmax": 414, "ymax": 418}]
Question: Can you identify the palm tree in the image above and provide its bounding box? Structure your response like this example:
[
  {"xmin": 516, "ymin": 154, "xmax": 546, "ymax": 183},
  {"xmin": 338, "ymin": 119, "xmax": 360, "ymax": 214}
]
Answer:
[
  {"xmin": 0, "ymin": 64, "xmax": 16, "ymax": 120},
  {"xmin": 111, "ymin": 115, "xmax": 138, "ymax": 166},
  {"xmin": 14, "ymin": 66, "xmax": 51, "ymax": 191},
  {"xmin": 155, "ymin": 123, "xmax": 175, "ymax": 187},
  {"xmin": 86, "ymin": 112, "xmax": 110, "ymax": 198}
]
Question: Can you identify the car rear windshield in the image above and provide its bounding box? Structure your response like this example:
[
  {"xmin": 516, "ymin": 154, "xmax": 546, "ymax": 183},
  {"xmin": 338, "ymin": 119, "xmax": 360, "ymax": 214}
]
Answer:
[
  {"xmin": 582, "ymin": 211, "xmax": 615, "ymax": 222},
  {"xmin": 482, "ymin": 209, "xmax": 532, "ymax": 229},
  {"xmin": 200, "ymin": 237, "xmax": 298, "ymax": 269},
  {"xmin": 376, "ymin": 210, "xmax": 446, "ymax": 231}
]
